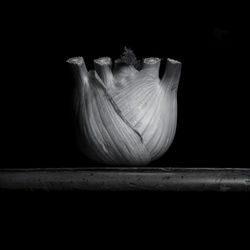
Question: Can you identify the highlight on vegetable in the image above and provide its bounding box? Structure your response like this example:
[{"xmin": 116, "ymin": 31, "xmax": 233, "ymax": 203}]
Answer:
[{"xmin": 67, "ymin": 48, "xmax": 182, "ymax": 165}]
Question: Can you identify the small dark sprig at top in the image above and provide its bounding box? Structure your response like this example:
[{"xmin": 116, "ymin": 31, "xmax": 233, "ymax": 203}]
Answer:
[{"xmin": 120, "ymin": 47, "xmax": 142, "ymax": 70}]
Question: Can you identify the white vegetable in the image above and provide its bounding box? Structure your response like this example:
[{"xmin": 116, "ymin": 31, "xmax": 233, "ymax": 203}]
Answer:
[{"xmin": 67, "ymin": 54, "xmax": 181, "ymax": 165}]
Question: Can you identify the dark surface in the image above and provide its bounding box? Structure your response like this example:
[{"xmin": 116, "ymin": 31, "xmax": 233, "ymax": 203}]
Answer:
[
  {"xmin": 1, "ymin": 168, "xmax": 250, "ymax": 191},
  {"xmin": 4, "ymin": 3, "xmax": 248, "ymax": 169}
]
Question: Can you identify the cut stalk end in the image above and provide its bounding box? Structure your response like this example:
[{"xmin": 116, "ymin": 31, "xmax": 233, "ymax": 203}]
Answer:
[
  {"xmin": 67, "ymin": 56, "xmax": 88, "ymax": 85},
  {"xmin": 94, "ymin": 57, "xmax": 112, "ymax": 66},
  {"xmin": 94, "ymin": 57, "xmax": 114, "ymax": 89},
  {"xmin": 162, "ymin": 58, "xmax": 182, "ymax": 91},
  {"xmin": 142, "ymin": 57, "xmax": 161, "ymax": 78},
  {"xmin": 67, "ymin": 57, "xmax": 83, "ymax": 65}
]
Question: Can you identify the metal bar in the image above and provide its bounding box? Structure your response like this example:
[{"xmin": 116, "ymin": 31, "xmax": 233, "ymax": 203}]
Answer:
[{"xmin": 0, "ymin": 168, "xmax": 250, "ymax": 191}]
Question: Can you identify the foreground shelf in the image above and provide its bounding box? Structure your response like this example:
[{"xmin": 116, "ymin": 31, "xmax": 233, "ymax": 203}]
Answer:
[{"xmin": 0, "ymin": 167, "xmax": 250, "ymax": 191}]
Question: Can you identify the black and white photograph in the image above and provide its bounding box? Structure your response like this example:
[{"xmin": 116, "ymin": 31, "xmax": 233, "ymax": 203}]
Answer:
[{"xmin": 1, "ymin": 2, "xmax": 249, "ymax": 242}]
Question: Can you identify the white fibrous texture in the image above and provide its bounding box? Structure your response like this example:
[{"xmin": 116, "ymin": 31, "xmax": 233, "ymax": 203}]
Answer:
[{"xmin": 67, "ymin": 54, "xmax": 181, "ymax": 165}]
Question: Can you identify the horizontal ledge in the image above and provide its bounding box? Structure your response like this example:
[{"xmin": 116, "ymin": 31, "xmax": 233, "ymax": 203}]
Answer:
[{"xmin": 0, "ymin": 168, "xmax": 250, "ymax": 191}]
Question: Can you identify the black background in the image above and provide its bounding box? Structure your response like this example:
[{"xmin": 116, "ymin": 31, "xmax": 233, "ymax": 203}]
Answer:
[
  {"xmin": 1, "ymin": 2, "xmax": 250, "ymax": 243},
  {"xmin": 5, "ymin": 2, "xmax": 248, "ymax": 169}
]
